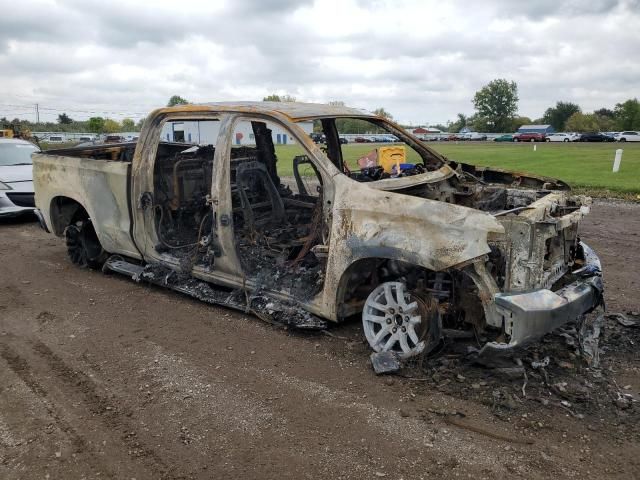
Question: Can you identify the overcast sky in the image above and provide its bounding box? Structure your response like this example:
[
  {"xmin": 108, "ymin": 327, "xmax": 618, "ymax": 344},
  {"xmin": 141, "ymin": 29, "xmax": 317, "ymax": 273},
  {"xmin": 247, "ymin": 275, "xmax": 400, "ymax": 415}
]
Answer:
[{"xmin": 1, "ymin": 0, "xmax": 638, "ymax": 125}]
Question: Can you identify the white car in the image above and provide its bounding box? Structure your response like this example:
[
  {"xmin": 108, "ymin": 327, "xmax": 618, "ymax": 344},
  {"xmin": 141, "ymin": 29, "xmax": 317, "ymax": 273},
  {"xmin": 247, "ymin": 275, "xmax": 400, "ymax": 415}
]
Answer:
[
  {"xmin": 465, "ymin": 132, "xmax": 488, "ymax": 141},
  {"xmin": 615, "ymin": 131, "xmax": 640, "ymax": 142},
  {"xmin": 546, "ymin": 133, "xmax": 577, "ymax": 142},
  {"xmin": 0, "ymin": 138, "xmax": 39, "ymax": 218}
]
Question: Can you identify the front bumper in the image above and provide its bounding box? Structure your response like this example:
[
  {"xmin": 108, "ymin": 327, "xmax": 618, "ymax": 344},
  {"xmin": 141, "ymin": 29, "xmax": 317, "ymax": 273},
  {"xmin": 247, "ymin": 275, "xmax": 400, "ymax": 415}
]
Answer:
[
  {"xmin": 0, "ymin": 190, "xmax": 35, "ymax": 218},
  {"xmin": 480, "ymin": 243, "xmax": 603, "ymax": 355}
]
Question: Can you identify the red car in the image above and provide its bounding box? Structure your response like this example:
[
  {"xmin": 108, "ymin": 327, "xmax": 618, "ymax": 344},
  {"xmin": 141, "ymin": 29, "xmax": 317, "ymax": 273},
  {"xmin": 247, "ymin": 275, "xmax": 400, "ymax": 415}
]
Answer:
[{"xmin": 513, "ymin": 132, "xmax": 546, "ymax": 142}]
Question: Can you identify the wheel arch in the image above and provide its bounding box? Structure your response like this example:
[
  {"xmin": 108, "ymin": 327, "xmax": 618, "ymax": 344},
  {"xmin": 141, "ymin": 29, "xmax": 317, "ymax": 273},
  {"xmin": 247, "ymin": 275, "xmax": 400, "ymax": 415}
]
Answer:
[
  {"xmin": 334, "ymin": 255, "xmax": 437, "ymax": 320},
  {"xmin": 49, "ymin": 196, "xmax": 91, "ymax": 236}
]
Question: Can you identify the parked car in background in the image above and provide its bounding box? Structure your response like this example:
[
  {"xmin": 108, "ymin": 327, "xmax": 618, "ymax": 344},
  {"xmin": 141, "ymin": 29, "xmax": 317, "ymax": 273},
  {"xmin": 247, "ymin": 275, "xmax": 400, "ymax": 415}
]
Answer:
[
  {"xmin": 493, "ymin": 134, "xmax": 514, "ymax": 142},
  {"xmin": 615, "ymin": 131, "xmax": 640, "ymax": 142},
  {"xmin": 371, "ymin": 135, "xmax": 396, "ymax": 143},
  {"xmin": 466, "ymin": 132, "xmax": 488, "ymax": 141},
  {"xmin": 546, "ymin": 133, "xmax": 577, "ymax": 142},
  {"xmin": 104, "ymin": 135, "xmax": 125, "ymax": 144},
  {"xmin": 513, "ymin": 132, "xmax": 546, "ymax": 142},
  {"xmin": 0, "ymin": 138, "xmax": 39, "ymax": 218},
  {"xmin": 354, "ymin": 136, "xmax": 373, "ymax": 143},
  {"xmin": 338, "ymin": 136, "xmax": 349, "ymax": 144},
  {"xmin": 577, "ymin": 132, "xmax": 615, "ymax": 142},
  {"xmin": 310, "ymin": 132, "xmax": 326, "ymax": 144}
]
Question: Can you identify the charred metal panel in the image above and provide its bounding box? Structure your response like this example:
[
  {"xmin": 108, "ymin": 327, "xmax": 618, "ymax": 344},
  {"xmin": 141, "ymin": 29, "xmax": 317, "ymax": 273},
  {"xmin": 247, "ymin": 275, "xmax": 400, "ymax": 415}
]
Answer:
[{"xmin": 32, "ymin": 153, "xmax": 140, "ymax": 258}]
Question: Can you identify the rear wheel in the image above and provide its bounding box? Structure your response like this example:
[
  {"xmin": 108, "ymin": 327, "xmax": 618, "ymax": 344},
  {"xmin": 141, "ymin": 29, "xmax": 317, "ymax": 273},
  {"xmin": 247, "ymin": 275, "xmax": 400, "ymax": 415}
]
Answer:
[
  {"xmin": 620, "ymin": 138, "xmax": 626, "ymax": 142},
  {"xmin": 514, "ymin": 138, "xmax": 519, "ymax": 142},
  {"xmin": 530, "ymin": 138, "xmax": 535, "ymax": 142},
  {"xmin": 65, "ymin": 218, "xmax": 108, "ymax": 269},
  {"xmin": 564, "ymin": 138, "xmax": 569, "ymax": 142}
]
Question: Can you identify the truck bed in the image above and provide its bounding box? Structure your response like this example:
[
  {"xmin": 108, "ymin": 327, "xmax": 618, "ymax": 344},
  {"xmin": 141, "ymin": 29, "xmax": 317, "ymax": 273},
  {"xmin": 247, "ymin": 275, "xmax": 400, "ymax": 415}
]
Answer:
[{"xmin": 43, "ymin": 142, "xmax": 137, "ymax": 162}]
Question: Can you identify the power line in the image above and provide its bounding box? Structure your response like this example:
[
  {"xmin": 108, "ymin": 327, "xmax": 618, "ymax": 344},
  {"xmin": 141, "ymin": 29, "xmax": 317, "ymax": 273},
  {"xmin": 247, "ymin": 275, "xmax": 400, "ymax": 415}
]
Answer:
[{"xmin": 0, "ymin": 102, "xmax": 148, "ymax": 117}]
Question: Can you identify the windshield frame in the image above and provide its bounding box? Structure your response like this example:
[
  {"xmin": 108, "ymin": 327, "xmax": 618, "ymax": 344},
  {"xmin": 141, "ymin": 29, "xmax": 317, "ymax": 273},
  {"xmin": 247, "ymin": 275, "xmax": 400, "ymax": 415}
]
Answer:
[{"xmin": 301, "ymin": 116, "xmax": 447, "ymax": 182}]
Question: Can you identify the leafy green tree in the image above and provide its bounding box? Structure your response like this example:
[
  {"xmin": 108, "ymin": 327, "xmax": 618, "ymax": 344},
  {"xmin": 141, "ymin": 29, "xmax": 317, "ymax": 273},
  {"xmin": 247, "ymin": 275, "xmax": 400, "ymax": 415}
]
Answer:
[
  {"xmin": 263, "ymin": 94, "xmax": 297, "ymax": 102},
  {"xmin": 510, "ymin": 116, "xmax": 533, "ymax": 131},
  {"xmin": 136, "ymin": 118, "xmax": 146, "ymax": 130},
  {"xmin": 103, "ymin": 119, "xmax": 121, "ymax": 133},
  {"xmin": 121, "ymin": 118, "xmax": 136, "ymax": 131},
  {"xmin": 447, "ymin": 113, "xmax": 469, "ymax": 132},
  {"xmin": 335, "ymin": 118, "xmax": 384, "ymax": 134},
  {"xmin": 564, "ymin": 112, "xmax": 599, "ymax": 132},
  {"xmin": 470, "ymin": 115, "xmax": 491, "ymax": 132},
  {"xmin": 57, "ymin": 113, "xmax": 73, "ymax": 124},
  {"xmin": 88, "ymin": 117, "xmax": 105, "ymax": 133},
  {"xmin": 372, "ymin": 107, "xmax": 393, "ymax": 120},
  {"xmin": 594, "ymin": 114, "xmax": 615, "ymax": 132},
  {"xmin": 613, "ymin": 98, "xmax": 640, "ymax": 130},
  {"xmin": 472, "ymin": 79, "xmax": 518, "ymax": 132},
  {"xmin": 541, "ymin": 102, "xmax": 581, "ymax": 131},
  {"xmin": 167, "ymin": 95, "xmax": 189, "ymax": 107},
  {"xmin": 594, "ymin": 108, "xmax": 615, "ymax": 118}
]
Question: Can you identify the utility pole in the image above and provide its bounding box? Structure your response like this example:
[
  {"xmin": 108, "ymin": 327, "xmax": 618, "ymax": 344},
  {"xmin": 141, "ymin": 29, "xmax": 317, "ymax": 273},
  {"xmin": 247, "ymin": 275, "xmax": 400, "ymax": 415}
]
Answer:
[{"xmin": 35, "ymin": 103, "xmax": 39, "ymax": 123}]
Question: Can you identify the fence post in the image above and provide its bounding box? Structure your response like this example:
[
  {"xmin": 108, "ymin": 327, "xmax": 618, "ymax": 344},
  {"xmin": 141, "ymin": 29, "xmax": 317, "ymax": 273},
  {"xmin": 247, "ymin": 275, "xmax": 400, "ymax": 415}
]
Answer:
[{"xmin": 613, "ymin": 149, "xmax": 623, "ymax": 172}]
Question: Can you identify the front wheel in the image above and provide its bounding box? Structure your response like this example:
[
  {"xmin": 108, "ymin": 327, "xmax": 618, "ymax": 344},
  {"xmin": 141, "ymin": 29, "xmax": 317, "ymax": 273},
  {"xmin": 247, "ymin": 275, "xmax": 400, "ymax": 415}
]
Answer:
[
  {"xmin": 514, "ymin": 138, "xmax": 519, "ymax": 142},
  {"xmin": 564, "ymin": 138, "xmax": 569, "ymax": 142},
  {"xmin": 362, "ymin": 282, "xmax": 441, "ymax": 359},
  {"xmin": 620, "ymin": 138, "xmax": 626, "ymax": 142},
  {"xmin": 65, "ymin": 218, "xmax": 108, "ymax": 269},
  {"xmin": 530, "ymin": 138, "xmax": 535, "ymax": 142}
]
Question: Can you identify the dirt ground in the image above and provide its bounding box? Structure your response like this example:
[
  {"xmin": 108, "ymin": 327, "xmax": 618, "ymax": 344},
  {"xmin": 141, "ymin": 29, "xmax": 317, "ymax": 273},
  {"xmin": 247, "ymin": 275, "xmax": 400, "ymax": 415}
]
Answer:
[{"xmin": 1, "ymin": 200, "xmax": 639, "ymax": 480}]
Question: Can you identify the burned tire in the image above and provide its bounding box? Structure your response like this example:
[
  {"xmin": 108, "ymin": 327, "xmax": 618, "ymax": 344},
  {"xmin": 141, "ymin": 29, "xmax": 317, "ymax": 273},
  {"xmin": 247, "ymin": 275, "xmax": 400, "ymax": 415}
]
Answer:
[{"xmin": 64, "ymin": 219, "xmax": 108, "ymax": 269}]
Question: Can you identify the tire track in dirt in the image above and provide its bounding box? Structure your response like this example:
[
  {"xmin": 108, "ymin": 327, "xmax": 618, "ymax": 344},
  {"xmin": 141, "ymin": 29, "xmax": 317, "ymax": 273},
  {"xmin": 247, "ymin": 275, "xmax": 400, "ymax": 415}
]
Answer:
[
  {"xmin": 0, "ymin": 337, "xmax": 191, "ymax": 480},
  {"xmin": 0, "ymin": 342, "xmax": 107, "ymax": 476},
  {"xmin": 30, "ymin": 340, "xmax": 189, "ymax": 480}
]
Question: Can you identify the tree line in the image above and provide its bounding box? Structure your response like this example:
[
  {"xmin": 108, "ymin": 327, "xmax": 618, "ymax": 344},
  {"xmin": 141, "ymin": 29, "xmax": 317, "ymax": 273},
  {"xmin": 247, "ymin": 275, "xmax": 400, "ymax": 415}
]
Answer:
[
  {"xmin": 1, "ymin": 114, "xmax": 144, "ymax": 134},
  {"xmin": 446, "ymin": 79, "xmax": 640, "ymax": 133},
  {"xmin": 4, "ymin": 92, "xmax": 638, "ymax": 136}
]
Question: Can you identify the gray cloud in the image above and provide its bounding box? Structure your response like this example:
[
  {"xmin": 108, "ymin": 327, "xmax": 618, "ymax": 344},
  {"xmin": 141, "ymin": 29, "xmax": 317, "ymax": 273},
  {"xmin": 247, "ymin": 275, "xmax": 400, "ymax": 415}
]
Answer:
[{"xmin": 0, "ymin": 0, "xmax": 638, "ymax": 124}]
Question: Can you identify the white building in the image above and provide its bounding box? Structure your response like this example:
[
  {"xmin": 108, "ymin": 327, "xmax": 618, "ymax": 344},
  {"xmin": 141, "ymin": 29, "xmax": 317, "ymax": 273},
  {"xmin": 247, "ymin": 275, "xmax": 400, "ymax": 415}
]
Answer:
[{"xmin": 160, "ymin": 120, "xmax": 313, "ymax": 146}]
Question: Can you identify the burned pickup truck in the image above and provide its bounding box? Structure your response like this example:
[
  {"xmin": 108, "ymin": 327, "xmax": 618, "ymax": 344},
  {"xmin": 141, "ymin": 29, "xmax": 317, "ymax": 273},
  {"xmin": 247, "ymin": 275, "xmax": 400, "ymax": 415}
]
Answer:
[{"xmin": 32, "ymin": 102, "xmax": 603, "ymax": 359}]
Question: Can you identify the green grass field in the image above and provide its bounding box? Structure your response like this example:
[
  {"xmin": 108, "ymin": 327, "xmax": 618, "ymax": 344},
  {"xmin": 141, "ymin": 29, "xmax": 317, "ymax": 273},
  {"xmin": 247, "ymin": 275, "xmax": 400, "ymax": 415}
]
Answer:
[
  {"xmin": 40, "ymin": 139, "xmax": 639, "ymax": 198},
  {"xmin": 274, "ymin": 142, "xmax": 640, "ymax": 198}
]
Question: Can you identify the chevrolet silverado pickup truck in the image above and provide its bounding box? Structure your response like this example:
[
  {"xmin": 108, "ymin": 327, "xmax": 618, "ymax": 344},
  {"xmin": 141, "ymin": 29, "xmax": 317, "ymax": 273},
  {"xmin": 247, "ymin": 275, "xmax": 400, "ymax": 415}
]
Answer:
[{"xmin": 32, "ymin": 102, "xmax": 603, "ymax": 358}]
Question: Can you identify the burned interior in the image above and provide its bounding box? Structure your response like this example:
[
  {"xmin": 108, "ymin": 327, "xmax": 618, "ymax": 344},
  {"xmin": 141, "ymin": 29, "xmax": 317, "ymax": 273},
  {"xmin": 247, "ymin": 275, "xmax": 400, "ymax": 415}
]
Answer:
[{"xmin": 150, "ymin": 119, "xmax": 327, "ymax": 298}]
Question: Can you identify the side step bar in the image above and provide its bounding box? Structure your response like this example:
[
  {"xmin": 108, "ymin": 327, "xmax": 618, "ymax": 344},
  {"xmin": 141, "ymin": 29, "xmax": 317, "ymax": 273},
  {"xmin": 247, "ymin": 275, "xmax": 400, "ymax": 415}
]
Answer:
[{"xmin": 103, "ymin": 256, "xmax": 327, "ymax": 330}]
